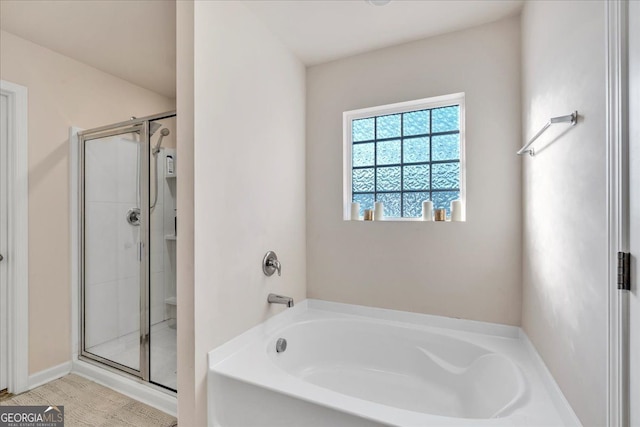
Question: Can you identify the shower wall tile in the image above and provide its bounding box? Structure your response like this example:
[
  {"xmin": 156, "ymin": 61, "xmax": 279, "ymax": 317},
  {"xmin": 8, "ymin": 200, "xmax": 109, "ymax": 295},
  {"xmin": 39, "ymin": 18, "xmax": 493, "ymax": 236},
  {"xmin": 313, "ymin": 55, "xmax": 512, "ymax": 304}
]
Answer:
[
  {"xmin": 150, "ymin": 271, "xmax": 165, "ymax": 325},
  {"xmin": 85, "ymin": 139, "xmax": 118, "ymax": 203},
  {"xmin": 116, "ymin": 202, "xmax": 140, "ymax": 280},
  {"xmin": 116, "ymin": 138, "xmax": 140, "ymax": 205},
  {"xmin": 150, "ymin": 249, "xmax": 164, "ymax": 274},
  {"xmin": 150, "ymin": 201, "xmax": 165, "ymax": 275},
  {"xmin": 118, "ymin": 276, "xmax": 140, "ymax": 337},
  {"xmin": 85, "ymin": 280, "xmax": 119, "ymax": 348},
  {"xmin": 151, "ymin": 205, "xmax": 164, "ymax": 233},
  {"xmin": 85, "ymin": 201, "xmax": 119, "ymax": 285}
]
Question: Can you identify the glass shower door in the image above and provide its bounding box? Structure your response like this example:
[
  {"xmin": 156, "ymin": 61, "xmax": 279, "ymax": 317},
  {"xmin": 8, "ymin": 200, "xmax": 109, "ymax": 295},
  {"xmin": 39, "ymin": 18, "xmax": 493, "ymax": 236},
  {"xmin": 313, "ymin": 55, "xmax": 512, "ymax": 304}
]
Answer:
[{"xmin": 81, "ymin": 123, "xmax": 149, "ymax": 378}]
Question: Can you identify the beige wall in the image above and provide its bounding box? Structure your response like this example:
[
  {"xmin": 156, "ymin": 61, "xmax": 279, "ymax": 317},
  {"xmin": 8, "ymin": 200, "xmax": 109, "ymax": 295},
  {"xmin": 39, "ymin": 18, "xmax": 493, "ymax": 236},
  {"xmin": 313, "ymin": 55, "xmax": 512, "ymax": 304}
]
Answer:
[
  {"xmin": 521, "ymin": 2, "xmax": 607, "ymax": 425},
  {"xmin": 0, "ymin": 30, "xmax": 175, "ymax": 375},
  {"xmin": 176, "ymin": 0, "xmax": 196, "ymax": 425},
  {"xmin": 306, "ymin": 17, "xmax": 522, "ymax": 326},
  {"xmin": 191, "ymin": 2, "xmax": 306, "ymax": 425}
]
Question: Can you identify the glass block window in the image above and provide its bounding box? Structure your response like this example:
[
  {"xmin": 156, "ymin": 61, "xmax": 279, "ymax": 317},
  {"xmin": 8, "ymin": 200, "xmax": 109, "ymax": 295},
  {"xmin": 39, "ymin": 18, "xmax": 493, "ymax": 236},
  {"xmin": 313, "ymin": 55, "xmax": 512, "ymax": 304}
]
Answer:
[{"xmin": 345, "ymin": 94, "xmax": 464, "ymax": 219}]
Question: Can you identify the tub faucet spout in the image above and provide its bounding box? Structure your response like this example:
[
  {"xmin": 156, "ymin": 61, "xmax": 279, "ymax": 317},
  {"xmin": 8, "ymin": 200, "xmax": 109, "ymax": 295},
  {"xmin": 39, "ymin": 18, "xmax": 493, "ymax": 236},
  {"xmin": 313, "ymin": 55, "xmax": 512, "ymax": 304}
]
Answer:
[{"xmin": 268, "ymin": 293, "xmax": 294, "ymax": 308}]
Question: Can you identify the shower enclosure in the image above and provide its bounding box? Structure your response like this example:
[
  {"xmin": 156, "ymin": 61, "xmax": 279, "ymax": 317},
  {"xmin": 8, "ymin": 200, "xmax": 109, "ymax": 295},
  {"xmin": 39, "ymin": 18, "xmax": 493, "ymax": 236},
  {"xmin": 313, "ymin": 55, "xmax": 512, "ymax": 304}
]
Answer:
[{"xmin": 77, "ymin": 111, "xmax": 177, "ymax": 392}]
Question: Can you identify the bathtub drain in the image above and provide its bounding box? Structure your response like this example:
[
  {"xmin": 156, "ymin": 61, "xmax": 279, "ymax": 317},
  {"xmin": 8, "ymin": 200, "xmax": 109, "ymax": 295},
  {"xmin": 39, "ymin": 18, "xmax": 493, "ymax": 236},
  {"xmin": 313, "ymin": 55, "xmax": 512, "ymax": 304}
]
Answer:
[{"xmin": 276, "ymin": 338, "xmax": 287, "ymax": 353}]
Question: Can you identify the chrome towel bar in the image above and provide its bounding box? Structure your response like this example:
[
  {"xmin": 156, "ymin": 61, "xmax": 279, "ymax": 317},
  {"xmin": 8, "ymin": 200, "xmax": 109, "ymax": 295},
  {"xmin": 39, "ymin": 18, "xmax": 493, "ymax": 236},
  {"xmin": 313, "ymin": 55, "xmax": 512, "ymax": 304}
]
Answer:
[{"xmin": 517, "ymin": 111, "xmax": 578, "ymax": 156}]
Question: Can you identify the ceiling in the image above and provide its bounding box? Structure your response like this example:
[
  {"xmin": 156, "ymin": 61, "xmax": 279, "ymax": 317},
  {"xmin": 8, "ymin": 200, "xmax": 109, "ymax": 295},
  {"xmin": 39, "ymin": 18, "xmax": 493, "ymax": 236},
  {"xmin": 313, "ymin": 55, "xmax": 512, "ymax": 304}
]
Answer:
[
  {"xmin": 242, "ymin": 0, "xmax": 524, "ymax": 65},
  {"xmin": 0, "ymin": 0, "xmax": 523, "ymax": 98},
  {"xmin": 0, "ymin": 0, "xmax": 176, "ymax": 98}
]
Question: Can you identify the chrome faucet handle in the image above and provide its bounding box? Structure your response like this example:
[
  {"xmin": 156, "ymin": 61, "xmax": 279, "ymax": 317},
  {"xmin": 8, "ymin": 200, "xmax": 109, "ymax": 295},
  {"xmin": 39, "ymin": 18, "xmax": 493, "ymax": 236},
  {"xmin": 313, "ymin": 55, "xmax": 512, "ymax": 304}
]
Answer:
[
  {"xmin": 262, "ymin": 251, "xmax": 281, "ymax": 277},
  {"xmin": 270, "ymin": 259, "xmax": 281, "ymax": 276}
]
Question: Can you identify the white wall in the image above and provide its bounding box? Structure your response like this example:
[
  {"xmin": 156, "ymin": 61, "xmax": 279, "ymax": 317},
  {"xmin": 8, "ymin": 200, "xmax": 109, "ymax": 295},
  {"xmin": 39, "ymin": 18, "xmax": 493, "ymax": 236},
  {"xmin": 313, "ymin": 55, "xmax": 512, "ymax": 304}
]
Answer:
[
  {"xmin": 306, "ymin": 17, "xmax": 522, "ymax": 326},
  {"xmin": 192, "ymin": 2, "xmax": 306, "ymax": 425},
  {"xmin": 521, "ymin": 2, "xmax": 607, "ymax": 426},
  {"xmin": 0, "ymin": 29, "xmax": 175, "ymax": 375}
]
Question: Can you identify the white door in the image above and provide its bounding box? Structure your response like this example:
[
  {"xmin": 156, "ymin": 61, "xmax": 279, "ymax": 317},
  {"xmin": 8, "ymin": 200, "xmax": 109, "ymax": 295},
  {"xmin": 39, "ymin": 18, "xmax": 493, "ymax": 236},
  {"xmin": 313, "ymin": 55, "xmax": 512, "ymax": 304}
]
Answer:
[
  {"xmin": 629, "ymin": 1, "xmax": 639, "ymax": 425},
  {"xmin": 0, "ymin": 92, "xmax": 9, "ymax": 391}
]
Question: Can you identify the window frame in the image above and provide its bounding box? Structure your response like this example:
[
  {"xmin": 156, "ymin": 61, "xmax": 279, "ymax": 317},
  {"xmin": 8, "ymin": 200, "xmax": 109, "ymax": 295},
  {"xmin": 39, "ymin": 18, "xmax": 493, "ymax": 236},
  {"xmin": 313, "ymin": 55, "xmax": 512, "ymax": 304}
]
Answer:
[{"xmin": 343, "ymin": 93, "xmax": 466, "ymax": 221}]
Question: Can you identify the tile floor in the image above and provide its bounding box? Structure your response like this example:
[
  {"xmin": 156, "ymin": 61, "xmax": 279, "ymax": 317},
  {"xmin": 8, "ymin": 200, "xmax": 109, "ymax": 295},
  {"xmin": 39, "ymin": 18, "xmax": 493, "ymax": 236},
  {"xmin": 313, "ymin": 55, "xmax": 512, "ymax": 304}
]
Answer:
[{"xmin": 1, "ymin": 374, "xmax": 177, "ymax": 426}]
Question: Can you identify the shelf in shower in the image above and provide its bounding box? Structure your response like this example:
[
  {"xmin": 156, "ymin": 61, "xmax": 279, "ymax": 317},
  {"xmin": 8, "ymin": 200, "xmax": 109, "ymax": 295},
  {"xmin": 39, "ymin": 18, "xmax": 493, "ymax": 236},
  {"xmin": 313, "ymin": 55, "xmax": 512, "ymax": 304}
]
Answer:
[
  {"xmin": 165, "ymin": 297, "xmax": 177, "ymax": 306},
  {"xmin": 165, "ymin": 175, "xmax": 177, "ymax": 179},
  {"xmin": 165, "ymin": 234, "xmax": 177, "ymax": 241}
]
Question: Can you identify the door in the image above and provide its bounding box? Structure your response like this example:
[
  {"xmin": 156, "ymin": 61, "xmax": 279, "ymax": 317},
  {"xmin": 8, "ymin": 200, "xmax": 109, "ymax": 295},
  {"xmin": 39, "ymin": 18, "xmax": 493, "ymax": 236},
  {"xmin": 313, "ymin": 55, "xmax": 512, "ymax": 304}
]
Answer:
[
  {"xmin": 0, "ymin": 91, "xmax": 8, "ymax": 391},
  {"xmin": 629, "ymin": 1, "xmax": 639, "ymax": 425},
  {"xmin": 79, "ymin": 123, "xmax": 150, "ymax": 379}
]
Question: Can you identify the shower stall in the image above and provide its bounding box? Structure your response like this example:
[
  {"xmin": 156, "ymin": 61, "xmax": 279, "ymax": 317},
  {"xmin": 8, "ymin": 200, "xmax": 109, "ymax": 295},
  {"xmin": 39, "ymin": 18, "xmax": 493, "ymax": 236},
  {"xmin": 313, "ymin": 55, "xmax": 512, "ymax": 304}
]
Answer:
[{"xmin": 76, "ymin": 111, "xmax": 177, "ymax": 392}]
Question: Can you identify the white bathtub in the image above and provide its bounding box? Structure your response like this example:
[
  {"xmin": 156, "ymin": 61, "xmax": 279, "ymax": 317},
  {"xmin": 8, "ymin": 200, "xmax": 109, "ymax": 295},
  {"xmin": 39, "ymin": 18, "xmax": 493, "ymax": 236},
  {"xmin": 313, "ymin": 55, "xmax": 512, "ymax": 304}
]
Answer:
[{"xmin": 208, "ymin": 300, "xmax": 579, "ymax": 427}]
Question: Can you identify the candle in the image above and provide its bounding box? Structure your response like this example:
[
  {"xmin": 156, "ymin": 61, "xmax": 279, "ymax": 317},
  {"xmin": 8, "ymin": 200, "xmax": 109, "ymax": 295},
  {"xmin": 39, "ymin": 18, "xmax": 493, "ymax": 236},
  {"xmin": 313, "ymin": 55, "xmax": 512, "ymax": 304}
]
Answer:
[
  {"xmin": 374, "ymin": 201, "xmax": 384, "ymax": 221},
  {"xmin": 350, "ymin": 202, "xmax": 360, "ymax": 220},
  {"xmin": 422, "ymin": 201, "xmax": 433, "ymax": 221},
  {"xmin": 451, "ymin": 200, "xmax": 463, "ymax": 222},
  {"xmin": 364, "ymin": 209, "xmax": 374, "ymax": 221},
  {"xmin": 434, "ymin": 208, "xmax": 446, "ymax": 221}
]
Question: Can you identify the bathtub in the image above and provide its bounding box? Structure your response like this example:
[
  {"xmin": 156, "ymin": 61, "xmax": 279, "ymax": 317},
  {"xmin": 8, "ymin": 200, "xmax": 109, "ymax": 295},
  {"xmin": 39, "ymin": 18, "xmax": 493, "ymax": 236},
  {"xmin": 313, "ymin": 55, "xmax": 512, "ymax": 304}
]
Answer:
[{"xmin": 208, "ymin": 300, "xmax": 578, "ymax": 426}]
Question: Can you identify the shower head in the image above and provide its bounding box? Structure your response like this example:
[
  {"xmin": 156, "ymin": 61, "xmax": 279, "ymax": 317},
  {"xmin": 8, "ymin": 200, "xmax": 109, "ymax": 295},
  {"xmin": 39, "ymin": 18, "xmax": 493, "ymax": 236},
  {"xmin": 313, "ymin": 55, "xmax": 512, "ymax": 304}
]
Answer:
[{"xmin": 152, "ymin": 128, "xmax": 171, "ymax": 155}]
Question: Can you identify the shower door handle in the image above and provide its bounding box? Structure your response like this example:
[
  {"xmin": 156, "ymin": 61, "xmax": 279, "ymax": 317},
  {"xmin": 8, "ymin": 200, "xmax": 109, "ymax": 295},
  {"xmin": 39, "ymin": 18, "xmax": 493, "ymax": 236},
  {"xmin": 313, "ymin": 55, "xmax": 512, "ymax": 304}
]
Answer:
[{"xmin": 0, "ymin": 253, "xmax": 3, "ymax": 262}]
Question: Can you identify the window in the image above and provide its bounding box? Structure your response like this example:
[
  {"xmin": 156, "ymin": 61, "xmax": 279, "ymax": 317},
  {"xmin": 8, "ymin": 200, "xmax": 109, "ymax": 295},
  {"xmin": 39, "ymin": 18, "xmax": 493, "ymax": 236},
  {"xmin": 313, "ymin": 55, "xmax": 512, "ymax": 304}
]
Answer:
[{"xmin": 343, "ymin": 93, "xmax": 465, "ymax": 220}]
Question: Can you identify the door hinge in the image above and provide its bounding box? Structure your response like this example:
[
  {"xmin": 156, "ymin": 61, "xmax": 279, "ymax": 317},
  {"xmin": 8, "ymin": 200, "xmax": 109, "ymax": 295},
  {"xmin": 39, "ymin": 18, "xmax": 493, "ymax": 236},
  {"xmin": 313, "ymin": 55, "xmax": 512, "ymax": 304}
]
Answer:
[{"xmin": 618, "ymin": 252, "xmax": 631, "ymax": 291}]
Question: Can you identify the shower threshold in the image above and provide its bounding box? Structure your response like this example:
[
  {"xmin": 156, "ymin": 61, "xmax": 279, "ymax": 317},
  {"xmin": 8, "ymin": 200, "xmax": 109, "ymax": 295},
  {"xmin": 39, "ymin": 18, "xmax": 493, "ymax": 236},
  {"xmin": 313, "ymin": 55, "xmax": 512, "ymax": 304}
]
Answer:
[{"xmin": 85, "ymin": 320, "xmax": 176, "ymax": 391}]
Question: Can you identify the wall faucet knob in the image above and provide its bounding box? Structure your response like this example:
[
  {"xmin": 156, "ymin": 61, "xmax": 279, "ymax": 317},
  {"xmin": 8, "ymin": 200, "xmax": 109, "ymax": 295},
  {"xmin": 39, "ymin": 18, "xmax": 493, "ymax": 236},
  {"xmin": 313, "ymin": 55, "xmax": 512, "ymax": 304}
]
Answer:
[
  {"xmin": 270, "ymin": 259, "xmax": 281, "ymax": 276},
  {"xmin": 262, "ymin": 251, "xmax": 282, "ymax": 277}
]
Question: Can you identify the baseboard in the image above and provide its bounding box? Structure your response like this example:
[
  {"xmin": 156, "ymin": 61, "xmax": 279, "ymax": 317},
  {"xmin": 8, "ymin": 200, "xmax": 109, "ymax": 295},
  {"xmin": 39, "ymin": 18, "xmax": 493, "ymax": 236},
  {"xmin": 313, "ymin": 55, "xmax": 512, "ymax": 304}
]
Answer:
[
  {"xmin": 72, "ymin": 359, "xmax": 176, "ymax": 417},
  {"xmin": 28, "ymin": 361, "xmax": 72, "ymax": 390},
  {"xmin": 519, "ymin": 330, "xmax": 583, "ymax": 426}
]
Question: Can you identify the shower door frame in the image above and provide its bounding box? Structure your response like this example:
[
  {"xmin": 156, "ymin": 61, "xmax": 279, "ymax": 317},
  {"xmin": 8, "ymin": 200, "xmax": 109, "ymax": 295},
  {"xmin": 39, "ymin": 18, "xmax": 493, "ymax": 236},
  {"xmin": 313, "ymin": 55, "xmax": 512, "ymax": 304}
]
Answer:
[
  {"xmin": 77, "ymin": 110, "xmax": 176, "ymax": 383},
  {"xmin": 0, "ymin": 81, "xmax": 29, "ymax": 395},
  {"xmin": 606, "ymin": 1, "xmax": 632, "ymax": 426}
]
